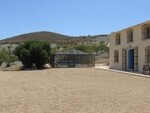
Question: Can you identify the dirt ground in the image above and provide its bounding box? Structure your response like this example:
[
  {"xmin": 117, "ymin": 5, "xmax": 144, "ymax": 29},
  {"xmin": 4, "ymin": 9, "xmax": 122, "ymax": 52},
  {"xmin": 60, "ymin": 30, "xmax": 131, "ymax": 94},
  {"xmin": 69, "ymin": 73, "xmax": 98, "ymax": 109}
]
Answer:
[{"xmin": 0, "ymin": 68, "xmax": 150, "ymax": 113}]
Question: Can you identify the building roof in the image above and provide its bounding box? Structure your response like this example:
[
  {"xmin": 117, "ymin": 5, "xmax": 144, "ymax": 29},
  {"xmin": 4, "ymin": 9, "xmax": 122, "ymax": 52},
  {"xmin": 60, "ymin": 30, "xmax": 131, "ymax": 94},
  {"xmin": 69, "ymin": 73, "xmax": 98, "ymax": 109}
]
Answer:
[
  {"xmin": 56, "ymin": 49, "xmax": 89, "ymax": 55},
  {"xmin": 110, "ymin": 20, "xmax": 150, "ymax": 35}
]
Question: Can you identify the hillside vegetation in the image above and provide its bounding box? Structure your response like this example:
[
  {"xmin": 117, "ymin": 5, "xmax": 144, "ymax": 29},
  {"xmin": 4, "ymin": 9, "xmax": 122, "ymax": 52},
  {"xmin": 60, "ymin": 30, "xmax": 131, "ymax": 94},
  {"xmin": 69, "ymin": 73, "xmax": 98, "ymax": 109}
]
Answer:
[
  {"xmin": 0, "ymin": 31, "xmax": 108, "ymax": 45},
  {"xmin": 0, "ymin": 31, "xmax": 81, "ymax": 45}
]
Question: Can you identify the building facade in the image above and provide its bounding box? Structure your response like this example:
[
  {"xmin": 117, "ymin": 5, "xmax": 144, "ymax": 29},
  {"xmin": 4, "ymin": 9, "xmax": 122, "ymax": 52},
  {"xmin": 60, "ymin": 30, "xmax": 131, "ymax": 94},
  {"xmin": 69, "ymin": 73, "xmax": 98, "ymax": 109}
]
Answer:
[{"xmin": 109, "ymin": 21, "xmax": 150, "ymax": 73}]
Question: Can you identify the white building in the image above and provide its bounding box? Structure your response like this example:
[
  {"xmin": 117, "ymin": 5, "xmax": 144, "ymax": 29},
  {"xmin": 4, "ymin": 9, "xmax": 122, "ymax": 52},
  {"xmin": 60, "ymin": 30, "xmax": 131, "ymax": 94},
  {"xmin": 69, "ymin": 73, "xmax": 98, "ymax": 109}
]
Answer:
[{"xmin": 109, "ymin": 21, "xmax": 150, "ymax": 73}]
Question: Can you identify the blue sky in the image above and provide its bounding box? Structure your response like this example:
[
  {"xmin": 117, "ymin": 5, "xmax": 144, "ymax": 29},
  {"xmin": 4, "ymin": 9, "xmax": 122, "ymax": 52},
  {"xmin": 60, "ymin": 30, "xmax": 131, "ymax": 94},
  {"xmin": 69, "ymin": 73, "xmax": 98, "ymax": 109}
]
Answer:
[{"xmin": 0, "ymin": 0, "xmax": 150, "ymax": 39}]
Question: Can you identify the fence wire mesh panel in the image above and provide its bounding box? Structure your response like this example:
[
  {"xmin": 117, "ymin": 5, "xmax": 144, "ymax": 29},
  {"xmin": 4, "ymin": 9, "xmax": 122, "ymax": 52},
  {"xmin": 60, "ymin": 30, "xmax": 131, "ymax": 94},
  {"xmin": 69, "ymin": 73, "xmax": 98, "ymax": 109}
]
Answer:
[{"xmin": 50, "ymin": 49, "xmax": 95, "ymax": 68}]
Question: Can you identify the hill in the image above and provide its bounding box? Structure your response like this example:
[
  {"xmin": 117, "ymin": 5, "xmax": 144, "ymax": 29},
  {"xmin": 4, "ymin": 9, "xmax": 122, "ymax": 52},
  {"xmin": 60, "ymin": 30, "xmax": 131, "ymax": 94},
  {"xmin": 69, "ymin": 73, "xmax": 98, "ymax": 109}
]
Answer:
[
  {"xmin": 0, "ymin": 31, "xmax": 81, "ymax": 45},
  {"xmin": 0, "ymin": 31, "xmax": 108, "ymax": 45}
]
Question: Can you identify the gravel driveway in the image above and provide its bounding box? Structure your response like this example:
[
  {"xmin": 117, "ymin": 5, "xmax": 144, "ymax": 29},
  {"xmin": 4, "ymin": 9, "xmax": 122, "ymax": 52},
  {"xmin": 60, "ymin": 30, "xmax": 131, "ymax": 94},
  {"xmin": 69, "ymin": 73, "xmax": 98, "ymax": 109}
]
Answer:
[{"xmin": 0, "ymin": 68, "xmax": 150, "ymax": 113}]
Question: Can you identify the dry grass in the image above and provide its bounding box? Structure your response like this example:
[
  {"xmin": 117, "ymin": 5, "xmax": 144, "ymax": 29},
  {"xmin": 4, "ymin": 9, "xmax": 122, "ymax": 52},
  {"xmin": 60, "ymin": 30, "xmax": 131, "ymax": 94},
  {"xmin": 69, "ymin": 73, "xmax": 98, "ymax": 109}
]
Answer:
[{"xmin": 0, "ymin": 68, "xmax": 150, "ymax": 113}]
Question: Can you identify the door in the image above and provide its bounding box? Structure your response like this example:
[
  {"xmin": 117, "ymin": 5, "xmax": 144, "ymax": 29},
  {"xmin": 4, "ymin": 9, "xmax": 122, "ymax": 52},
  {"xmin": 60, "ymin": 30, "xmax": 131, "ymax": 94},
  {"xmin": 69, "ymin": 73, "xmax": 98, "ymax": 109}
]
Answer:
[{"xmin": 128, "ymin": 49, "xmax": 134, "ymax": 70}]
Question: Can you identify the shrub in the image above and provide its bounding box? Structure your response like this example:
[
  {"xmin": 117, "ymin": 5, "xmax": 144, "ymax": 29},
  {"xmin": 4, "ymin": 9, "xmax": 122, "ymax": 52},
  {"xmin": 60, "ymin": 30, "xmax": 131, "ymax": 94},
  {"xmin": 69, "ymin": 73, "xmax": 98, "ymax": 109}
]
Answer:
[
  {"xmin": 0, "ymin": 49, "xmax": 17, "ymax": 66},
  {"xmin": 14, "ymin": 41, "xmax": 51, "ymax": 69}
]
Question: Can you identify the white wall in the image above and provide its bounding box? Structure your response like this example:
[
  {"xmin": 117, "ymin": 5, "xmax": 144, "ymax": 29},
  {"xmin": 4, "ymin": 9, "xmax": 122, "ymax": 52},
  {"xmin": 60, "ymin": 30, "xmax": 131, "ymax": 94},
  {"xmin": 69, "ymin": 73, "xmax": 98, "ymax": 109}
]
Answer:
[{"xmin": 109, "ymin": 21, "xmax": 150, "ymax": 73}]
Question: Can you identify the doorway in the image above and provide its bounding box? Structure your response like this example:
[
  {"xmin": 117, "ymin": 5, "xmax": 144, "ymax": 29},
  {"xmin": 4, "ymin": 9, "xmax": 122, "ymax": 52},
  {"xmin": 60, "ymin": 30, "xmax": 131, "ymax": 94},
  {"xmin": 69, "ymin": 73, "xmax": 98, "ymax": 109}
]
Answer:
[{"xmin": 128, "ymin": 49, "xmax": 134, "ymax": 70}]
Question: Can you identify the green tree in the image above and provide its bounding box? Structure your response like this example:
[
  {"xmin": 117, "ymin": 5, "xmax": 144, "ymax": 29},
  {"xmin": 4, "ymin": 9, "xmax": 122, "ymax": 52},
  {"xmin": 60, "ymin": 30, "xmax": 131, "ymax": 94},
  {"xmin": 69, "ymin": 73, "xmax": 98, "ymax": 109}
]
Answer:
[{"xmin": 14, "ymin": 41, "xmax": 51, "ymax": 69}]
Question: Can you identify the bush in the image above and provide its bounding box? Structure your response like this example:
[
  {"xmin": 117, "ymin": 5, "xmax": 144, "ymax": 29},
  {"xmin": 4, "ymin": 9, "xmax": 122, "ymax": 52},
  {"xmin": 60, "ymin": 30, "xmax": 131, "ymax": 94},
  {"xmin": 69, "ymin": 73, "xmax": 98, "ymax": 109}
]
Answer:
[
  {"xmin": 95, "ymin": 43, "xmax": 109, "ymax": 53},
  {"xmin": 74, "ymin": 45, "xmax": 95, "ymax": 53},
  {"xmin": 14, "ymin": 41, "xmax": 51, "ymax": 69},
  {"xmin": 0, "ymin": 49, "xmax": 17, "ymax": 66},
  {"xmin": 73, "ymin": 42, "xmax": 109, "ymax": 54}
]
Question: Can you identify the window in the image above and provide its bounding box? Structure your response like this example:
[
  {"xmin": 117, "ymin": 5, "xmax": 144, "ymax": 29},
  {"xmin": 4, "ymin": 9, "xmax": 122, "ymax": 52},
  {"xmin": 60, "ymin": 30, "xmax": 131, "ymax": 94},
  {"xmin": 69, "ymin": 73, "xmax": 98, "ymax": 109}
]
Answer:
[
  {"xmin": 115, "ymin": 33, "xmax": 121, "ymax": 45},
  {"xmin": 127, "ymin": 29, "xmax": 133, "ymax": 43},
  {"xmin": 142, "ymin": 24, "xmax": 150, "ymax": 40},
  {"xmin": 114, "ymin": 50, "xmax": 119, "ymax": 63},
  {"xmin": 145, "ymin": 46, "xmax": 150, "ymax": 64}
]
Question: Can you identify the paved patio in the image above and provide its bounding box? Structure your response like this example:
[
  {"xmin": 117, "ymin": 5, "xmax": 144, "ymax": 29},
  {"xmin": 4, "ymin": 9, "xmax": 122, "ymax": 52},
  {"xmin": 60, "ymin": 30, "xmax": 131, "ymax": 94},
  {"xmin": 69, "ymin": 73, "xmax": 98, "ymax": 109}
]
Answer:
[{"xmin": 95, "ymin": 64, "xmax": 150, "ymax": 78}]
